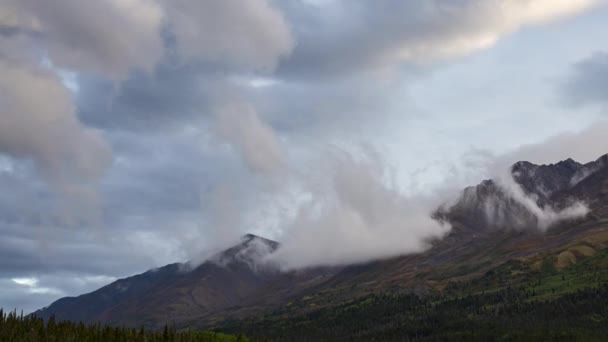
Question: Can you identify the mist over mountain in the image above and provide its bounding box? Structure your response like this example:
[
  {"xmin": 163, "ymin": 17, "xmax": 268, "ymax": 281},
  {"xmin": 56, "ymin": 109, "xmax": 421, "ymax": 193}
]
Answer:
[
  {"xmin": 33, "ymin": 153, "xmax": 608, "ymax": 331},
  {"xmin": 440, "ymin": 154, "xmax": 608, "ymax": 233}
]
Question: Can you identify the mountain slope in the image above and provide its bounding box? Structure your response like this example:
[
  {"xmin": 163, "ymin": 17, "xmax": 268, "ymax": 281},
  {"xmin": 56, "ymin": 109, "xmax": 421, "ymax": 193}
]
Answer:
[
  {"xmin": 35, "ymin": 154, "xmax": 608, "ymax": 333},
  {"xmin": 34, "ymin": 234, "xmax": 332, "ymax": 328}
]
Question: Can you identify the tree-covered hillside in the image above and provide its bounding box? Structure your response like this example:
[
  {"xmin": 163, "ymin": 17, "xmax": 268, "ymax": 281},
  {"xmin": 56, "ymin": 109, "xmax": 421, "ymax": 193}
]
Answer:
[{"xmin": 219, "ymin": 249, "xmax": 608, "ymax": 341}]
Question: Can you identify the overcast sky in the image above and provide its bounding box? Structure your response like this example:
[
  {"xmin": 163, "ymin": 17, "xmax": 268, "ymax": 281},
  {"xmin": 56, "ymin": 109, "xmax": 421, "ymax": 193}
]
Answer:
[{"xmin": 1, "ymin": 0, "xmax": 608, "ymax": 313}]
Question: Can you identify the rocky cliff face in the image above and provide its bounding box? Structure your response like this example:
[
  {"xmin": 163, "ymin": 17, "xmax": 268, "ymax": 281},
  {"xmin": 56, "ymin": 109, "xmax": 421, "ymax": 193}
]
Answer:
[{"xmin": 440, "ymin": 154, "xmax": 608, "ymax": 234}]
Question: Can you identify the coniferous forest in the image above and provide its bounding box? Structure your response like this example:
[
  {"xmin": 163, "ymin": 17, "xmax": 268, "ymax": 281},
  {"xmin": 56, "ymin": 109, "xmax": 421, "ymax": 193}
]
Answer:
[
  {"xmin": 218, "ymin": 250, "xmax": 608, "ymax": 341},
  {"xmin": 221, "ymin": 283, "xmax": 608, "ymax": 341},
  {"xmin": 0, "ymin": 310, "xmax": 258, "ymax": 342}
]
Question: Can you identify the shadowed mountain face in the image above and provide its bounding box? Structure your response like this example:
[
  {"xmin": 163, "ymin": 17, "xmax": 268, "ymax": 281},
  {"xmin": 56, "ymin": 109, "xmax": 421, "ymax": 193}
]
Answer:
[
  {"xmin": 35, "ymin": 154, "xmax": 608, "ymax": 330},
  {"xmin": 34, "ymin": 234, "xmax": 288, "ymax": 327},
  {"xmin": 440, "ymin": 154, "xmax": 608, "ymax": 233}
]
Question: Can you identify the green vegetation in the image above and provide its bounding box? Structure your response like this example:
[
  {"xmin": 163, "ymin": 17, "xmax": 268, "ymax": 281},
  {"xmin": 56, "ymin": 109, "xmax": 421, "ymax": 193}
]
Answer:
[
  {"xmin": 0, "ymin": 310, "xmax": 258, "ymax": 342},
  {"xmin": 225, "ymin": 285, "xmax": 608, "ymax": 341},
  {"xmin": 219, "ymin": 248, "xmax": 608, "ymax": 341}
]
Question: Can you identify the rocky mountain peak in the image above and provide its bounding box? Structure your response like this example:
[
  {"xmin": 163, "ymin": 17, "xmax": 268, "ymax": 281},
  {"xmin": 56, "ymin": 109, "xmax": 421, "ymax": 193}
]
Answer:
[
  {"xmin": 443, "ymin": 154, "xmax": 608, "ymax": 234},
  {"xmin": 209, "ymin": 234, "xmax": 279, "ymax": 269},
  {"xmin": 511, "ymin": 158, "xmax": 583, "ymax": 201}
]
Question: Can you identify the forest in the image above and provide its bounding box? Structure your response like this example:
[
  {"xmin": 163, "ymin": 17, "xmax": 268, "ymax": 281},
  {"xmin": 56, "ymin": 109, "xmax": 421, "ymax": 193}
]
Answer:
[
  {"xmin": 0, "ymin": 310, "xmax": 258, "ymax": 342},
  {"xmin": 218, "ymin": 249, "xmax": 608, "ymax": 341},
  {"xmin": 220, "ymin": 282, "xmax": 608, "ymax": 341}
]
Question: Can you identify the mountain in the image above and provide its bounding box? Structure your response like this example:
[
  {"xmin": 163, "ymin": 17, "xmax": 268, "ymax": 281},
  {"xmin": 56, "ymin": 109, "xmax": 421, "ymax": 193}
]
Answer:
[
  {"xmin": 439, "ymin": 154, "xmax": 608, "ymax": 233},
  {"xmin": 35, "ymin": 154, "xmax": 608, "ymax": 337},
  {"xmin": 34, "ymin": 233, "xmax": 336, "ymax": 328},
  {"xmin": 34, "ymin": 235, "xmax": 274, "ymax": 324}
]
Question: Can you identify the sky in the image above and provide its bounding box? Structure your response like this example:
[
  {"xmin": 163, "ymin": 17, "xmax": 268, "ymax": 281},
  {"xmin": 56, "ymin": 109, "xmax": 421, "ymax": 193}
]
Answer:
[{"xmin": 1, "ymin": 0, "xmax": 608, "ymax": 313}]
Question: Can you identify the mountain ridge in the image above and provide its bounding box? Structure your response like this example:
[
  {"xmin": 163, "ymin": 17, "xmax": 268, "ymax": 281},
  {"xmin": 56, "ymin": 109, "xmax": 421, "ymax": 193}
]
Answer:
[{"xmin": 34, "ymin": 153, "xmax": 608, "ymax": 330}]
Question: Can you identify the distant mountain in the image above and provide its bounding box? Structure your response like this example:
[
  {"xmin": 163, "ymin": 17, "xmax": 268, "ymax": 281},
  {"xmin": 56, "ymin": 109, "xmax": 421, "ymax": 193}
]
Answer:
[{"xmin": 35, "ymin": 154, "xmax": 608, "ymax": 333}]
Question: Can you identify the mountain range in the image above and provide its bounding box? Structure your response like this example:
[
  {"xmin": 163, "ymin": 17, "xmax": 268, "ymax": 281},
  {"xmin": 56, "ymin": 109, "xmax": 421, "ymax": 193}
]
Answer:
[{"xmin": 34, "ymin": 153, "xmax": 608, "ymax": 337}]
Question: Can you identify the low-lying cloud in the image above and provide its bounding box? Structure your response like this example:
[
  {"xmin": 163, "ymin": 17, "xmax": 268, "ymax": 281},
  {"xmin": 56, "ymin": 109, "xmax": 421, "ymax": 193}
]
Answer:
[
  {"xmin": 269, "ymin": 121, "xmax": 608, "ymax": 269},
  {"xmin": 269, "ymin": 149, "xmax": 452, "ymax": 269},
  {"xmin": 493, "ymin": 172, "xmax": 589, "ymax": 231},
  {"xmin": 214, "ymin": 99, "xmax": 284, "ymax": 176}
]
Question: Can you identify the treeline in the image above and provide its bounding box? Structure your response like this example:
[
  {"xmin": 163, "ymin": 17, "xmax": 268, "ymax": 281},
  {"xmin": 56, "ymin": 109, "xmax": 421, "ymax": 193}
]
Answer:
[{"xmin": 0, "ymin": 309, "xmax": 258, "ymax": 342}]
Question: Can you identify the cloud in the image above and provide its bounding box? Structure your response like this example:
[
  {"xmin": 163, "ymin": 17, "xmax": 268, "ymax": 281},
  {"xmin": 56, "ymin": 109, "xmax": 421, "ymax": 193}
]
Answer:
[
  {"xmin": 561, "ymin": 51, "xmax": 608, "ymax": 108},
  {"xmin": 164, "ymin": 0, "xmax": 293, "ymax": 71},
  {"xmin": 271, "ymin": 149, "xmax": 450, "ymax": 269},
  {"xmin": 278, "ymin": 0, "xmax": 601, "ymax": 78},
  {"xmin": 482, "ymin": 120, "xmax": 608, "ymax": 169},
  {"xmin": 1, "ymin": 0, "xmax": 164, "ymax": 79},
  {"xmin": 493, "ymin": 172, "xmax": 589, "ymax": 230},
  {"xmin": 75, "ymin": 64, "xmax": 214, "ymax": 131},
  {"xmin": 12, "ymin": 277, "xmax": 38, "ymax": 287},
  {"xmin": 11, "ymin": 277, "xmax": 62, "ymax": 295},
  {"xmin": 1, "ymin": 273, "xmax": 117, "ymax": 313},
  {"xmin": 213, "ymin": 99, "xmax": 284, "ymax": 175},
  {"xmin": 0, "ymin": 61, "xmax": 111, "ymax": 223}
]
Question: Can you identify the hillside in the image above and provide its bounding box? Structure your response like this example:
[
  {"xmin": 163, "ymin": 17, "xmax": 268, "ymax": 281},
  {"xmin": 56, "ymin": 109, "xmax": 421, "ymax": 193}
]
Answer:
[{"xmin": 34, "ymin": 154, "xmax": 608, "ymax": 338}]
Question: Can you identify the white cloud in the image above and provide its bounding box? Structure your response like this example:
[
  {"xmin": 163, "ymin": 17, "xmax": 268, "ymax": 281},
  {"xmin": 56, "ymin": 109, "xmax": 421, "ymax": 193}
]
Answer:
[
  {"xmin": 11, "ymin": 277, "xmax": 62, "ymax": 295},
  {"xmin": 271, "ymin": 150, "xmax": 451, "ymax": 269},
  {"xmin": 494, "ymin": 172, "xmax": 590, "ymax": 230},
  {"xmin": 12, "ymin": 277, "xmax": 38, "ymax": 287},
  {"xmin": 214, "ymin": 100, "xmax": 284, "ymax": 175}
]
